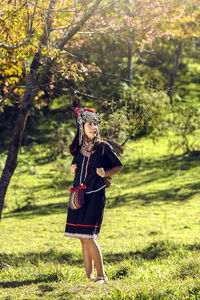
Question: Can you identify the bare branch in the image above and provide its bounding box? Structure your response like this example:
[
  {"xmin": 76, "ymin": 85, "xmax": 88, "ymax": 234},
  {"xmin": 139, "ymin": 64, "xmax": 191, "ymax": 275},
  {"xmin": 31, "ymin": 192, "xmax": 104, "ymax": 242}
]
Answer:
[
  {"xmin": 70, "ymin": 86, "xmax": 108, "ymax": 102},
  {"xmin": 71, "ymin": 3, "xmax": 78, "ymax": 26},
  {"xmin": 1, "ymin": 2, "xmax": 27, "ymax": 22},
  {"xmin": 0, "ymin": 33, "xmax": 33, "ymax": 49},
  {"xmin": 51, "ymin": 25, "xmax": 72, "ymax": 31},
  {"xmin": 0, "ymin": 84, "xmax": 23, "ymax": 105},
  {"xmin": 40, "ymin": 0, "xmax": 55, "ymax": 46},
  {"xmin": 121, "ymin": 89, "xmax": 170, "ymax": 147},
  {"xmin": 77, "ymin": 29, "xmax": 111, "ymax": 34},
  {"xmin": 25, "ymin": 0, "xmax": 106, "ymax": 13},
  {"xmin": 0, "ymin": 96, "xmax": 7, "ymax": 105},
  {"xmin": 95, "ymin": 0, "xmax": 121, "ymax": 12},
  {"xmin": 62, "ymin": 49, "xmax": 78, "ymax": 58},
  {"xmin": 51, "ymin": 27, "xmax": 109, "ymax": 34},
  {"xmin": 74, "ymin": 0, "xmax": 78, "ymax": 23},
  {"xmin": 29, "ymin": 0, "xmax": 38, "ymax": 31},
  {"xmin": 27, "ymin": 0, "xmax": 78, "ymax": 12},
  {"xmin": 42, "ymin": 0, "xmax": 48, "ymax": 43},
  {"xmin": 37, "ymin": 0, "xmax": 103, "ymax": 92},
  {"xmin": 57, "ymin": 0, "xmax": 103, "ymax": 50},
  {"xmin": 25, "ymin": 0, "xmax": 31, "ymax": 33},
  {"xmin": 0, "ymin": 0, "xmax": 37, "ymax": 50}
]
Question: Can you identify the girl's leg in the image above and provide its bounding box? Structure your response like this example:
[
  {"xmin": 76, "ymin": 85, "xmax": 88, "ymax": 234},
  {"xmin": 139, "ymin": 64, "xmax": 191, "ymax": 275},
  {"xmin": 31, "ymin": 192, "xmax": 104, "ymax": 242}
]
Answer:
[
  {"xmin": 80, "ymin": 238, "xmax": 94, "ymax": 278},
  {"xmin": 85, "ymin": 239, "xmax": 106, "ymax": 278}
]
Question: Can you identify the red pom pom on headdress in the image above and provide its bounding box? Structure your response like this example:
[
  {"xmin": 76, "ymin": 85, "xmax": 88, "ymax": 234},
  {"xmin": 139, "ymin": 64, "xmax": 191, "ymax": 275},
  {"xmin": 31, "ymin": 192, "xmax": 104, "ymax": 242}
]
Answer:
[
  {"xmin": 74, "ymin": 107, "xmax": 97, "ymax": 117},
  {"xmin": 84, "ymin": 108, "xmax": 96, "ymax": 113},
  {"xmin": 74, "ymin": 107, "xmax": 80, "ymax": 116}
]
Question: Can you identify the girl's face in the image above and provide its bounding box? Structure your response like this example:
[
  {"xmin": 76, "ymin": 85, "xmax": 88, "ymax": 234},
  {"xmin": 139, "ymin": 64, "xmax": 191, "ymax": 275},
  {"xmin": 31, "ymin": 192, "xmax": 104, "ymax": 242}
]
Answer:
[{"xmin": 84, "ymin": 119, "xmax": 98, "ymax": 141}]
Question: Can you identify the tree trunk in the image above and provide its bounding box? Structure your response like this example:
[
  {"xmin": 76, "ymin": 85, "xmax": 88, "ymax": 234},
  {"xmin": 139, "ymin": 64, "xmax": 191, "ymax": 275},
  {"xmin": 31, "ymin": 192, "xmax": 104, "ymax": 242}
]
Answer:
[
  {"xmin": 0, "ymin": 105, "xmax": 29, "ymax": 218},
  {"xmin": 0, "ymin": 0, "xmax": 55, "ymax": 219},
  {"xmin": 127, "ymin": 30, "xmax": 134, "ymax": 86},
  {"xmin": 0, "ymin": 86, "xmax": 36, "ymax": 219},
  {"xmin": 0, "ymin": 48, "xmax": 40, "ymax": 219},
  {"xmin": 168, "ymin": 41, "xmax": 183, "ymax": 105}
]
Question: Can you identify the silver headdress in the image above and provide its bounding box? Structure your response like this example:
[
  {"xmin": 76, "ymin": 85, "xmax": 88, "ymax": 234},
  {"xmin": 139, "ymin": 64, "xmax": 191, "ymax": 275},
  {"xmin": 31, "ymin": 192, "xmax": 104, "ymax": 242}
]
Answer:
[{"xmin": 74, "ymin": 107, "xmax": 101, "ymax": 145}]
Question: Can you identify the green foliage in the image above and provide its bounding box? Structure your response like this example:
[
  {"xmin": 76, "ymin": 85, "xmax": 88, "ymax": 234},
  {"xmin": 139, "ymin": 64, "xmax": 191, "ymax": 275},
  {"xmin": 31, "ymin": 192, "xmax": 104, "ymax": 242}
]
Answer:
[
  {"xmin": 167, "ymin": 101, "xmax": 200, "ymax": 153},
  {"xmin": 13, "ymin": 187, "xmax": 37, "ymax": 212},
  {"xmin": 47, "ymin": 122, "xmax": 73, "ymax": 160},
  {"xmin": 100, "ymin": 83, "xmax": 171, "ymax": 145},
  {"xmin": 100, "ymin": 101, "xmax": 130, "ymax": 142}
]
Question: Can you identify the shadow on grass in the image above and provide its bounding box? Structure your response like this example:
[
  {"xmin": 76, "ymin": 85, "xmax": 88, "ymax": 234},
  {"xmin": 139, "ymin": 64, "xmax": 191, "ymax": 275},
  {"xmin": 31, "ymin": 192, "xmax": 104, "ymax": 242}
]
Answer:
[
  {"xmin": 105, "ymin": 152, "xmax": 200, "ymax": 208},
  {"xmin": 0, "ymin": 274, "xmax": 61, "ymax": 289},
  {"xmin": 4, "ymin": 152, "xmax": 200, "ymax": 219},
  {"xmin": 1, "ymin": 242, "xmax": 199, "ymax": 288},
  {"xmin": 121, "ymin": 152, "xmax": 200, "ymax": 192},
  {"xmin": 0, "ymin": 249, "xmax": 82, "ymax": 270},
  {"xmin": 0, "ymin": 249, "xmax": 83, "ymax": 289},
  {"xmin": 107, "ymin": 180, "xmax": 200, "ymax": 208},
  {"xmin": 104, "ymin": 241, "xmax": 200, "ymax": 264},
  {"xmin": 3, "ymin": 200, "xmax": 68, "ymax": 219},
  {"xmin": 1, "ymin": 241, "xmax": 181, "ymax": 270},
  {"xmin": 122, "ymin": 152, "xmax": 200, "ymax": 175},
  {"xmin": 11, "ymin": 177, "xmax": 73, "ymax": 193},
  {"xmin": 105, "ymin": 240, "xmax": 177, "ymax": 263},
  {"xmin": 4, "ymin": 177, "xmax": 200, "ymax": 218},
  {"xmin": 3, "ymin": 175, "xmax": 72, "ymax": 219}
]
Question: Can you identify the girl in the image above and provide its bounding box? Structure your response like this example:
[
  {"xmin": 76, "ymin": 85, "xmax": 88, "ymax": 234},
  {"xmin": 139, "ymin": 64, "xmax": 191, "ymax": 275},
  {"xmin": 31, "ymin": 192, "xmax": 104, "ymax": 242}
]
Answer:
[{"xmin": 65, "ymin": 107, "xmax": 123, "ymax": 283}]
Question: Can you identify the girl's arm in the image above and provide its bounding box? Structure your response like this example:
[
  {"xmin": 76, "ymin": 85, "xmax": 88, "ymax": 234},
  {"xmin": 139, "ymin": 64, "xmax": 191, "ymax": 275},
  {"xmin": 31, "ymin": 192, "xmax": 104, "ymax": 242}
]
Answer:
[
  {"xmin": 71, "ymin": 164, "xmax": 77, "ymax": 173},
  {"xmin": 97, "ymin": 142, "xmax": 123, "ymax": 178},
  {"xmin": 96, "ymin": 165, "xmax": 123, "ymax": 178}
]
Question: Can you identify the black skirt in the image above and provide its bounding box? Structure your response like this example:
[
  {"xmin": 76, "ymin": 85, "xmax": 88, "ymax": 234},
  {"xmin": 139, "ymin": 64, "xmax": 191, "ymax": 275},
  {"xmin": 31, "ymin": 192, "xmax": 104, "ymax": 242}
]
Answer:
[{"xmin": 64, "ymin": 188, "xmax": 106, "ymax": 239}]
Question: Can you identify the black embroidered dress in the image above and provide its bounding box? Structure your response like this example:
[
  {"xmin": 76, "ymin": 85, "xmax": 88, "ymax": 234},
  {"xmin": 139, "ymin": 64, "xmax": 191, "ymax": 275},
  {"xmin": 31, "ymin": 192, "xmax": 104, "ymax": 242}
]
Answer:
[{"xmin": 65, "ymin": 142, "xmax": 122, "ymax": 239}]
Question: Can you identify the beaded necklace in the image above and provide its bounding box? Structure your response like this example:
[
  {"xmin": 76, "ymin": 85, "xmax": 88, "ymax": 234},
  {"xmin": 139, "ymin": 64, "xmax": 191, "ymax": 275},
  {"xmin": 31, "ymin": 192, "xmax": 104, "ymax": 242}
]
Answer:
[{"xmin": 80, "ymin": 144, "xmax": 93, "ymax": 157}]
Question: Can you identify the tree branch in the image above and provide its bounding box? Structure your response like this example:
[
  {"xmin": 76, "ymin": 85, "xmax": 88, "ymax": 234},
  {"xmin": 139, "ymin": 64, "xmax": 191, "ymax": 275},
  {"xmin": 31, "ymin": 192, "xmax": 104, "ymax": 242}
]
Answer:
[
  {"xmin": 27, "ymin": 0, "xmax": 78, "ymax": 13},
  {"xmin": 37, "ymin": 0, "xmax": 103, "ymax": 87},
  {"xmin": 30, "ymin": 1, "xmax": 37, "ymax": 29},
  {"xmin": 57, "ymin": 0, "xmax": 103, "ymax": 50},
  {"xmin": 0, "ymin": 1, "xmax": 36, "ymax": 50},
  {"xmin": 1, "ymin": 2, "xmax": 27, "ymax": 22},
  {"xmin": 40, "ymin": 0, "xmax": 55, "ymax": 46},
  {"xmin": 0, "ymin": 33, "xmax": 34, "ymax": 49},
  {"xmin": 121, "ymin": 89, "xmax": 170, "ymax": 147},
  {"xmin": 0, "ymin": 85, "xmax": 21, "ymax": 105}
]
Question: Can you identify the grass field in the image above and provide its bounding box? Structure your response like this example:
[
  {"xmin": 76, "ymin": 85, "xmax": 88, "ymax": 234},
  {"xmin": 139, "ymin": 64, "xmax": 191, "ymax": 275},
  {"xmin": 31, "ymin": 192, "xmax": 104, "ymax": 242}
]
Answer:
[{"xmin": 1, "ymin": 137, "xmax": 200, "ymax": 299}]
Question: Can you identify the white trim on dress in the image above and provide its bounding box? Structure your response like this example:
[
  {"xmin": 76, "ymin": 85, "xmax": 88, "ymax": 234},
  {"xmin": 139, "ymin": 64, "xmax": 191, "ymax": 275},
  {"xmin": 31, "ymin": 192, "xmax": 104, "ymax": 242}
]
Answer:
[
  {"xmin": 80, "ymin": 156, "xmax": 86, "ymax": 184},
  {"xmin": 64, "ymin": 232, "xmax": 98, "ymax": 239},
  {"xmin": 85, "ymin": 185, "xmax": 107, "ymax": 194}
]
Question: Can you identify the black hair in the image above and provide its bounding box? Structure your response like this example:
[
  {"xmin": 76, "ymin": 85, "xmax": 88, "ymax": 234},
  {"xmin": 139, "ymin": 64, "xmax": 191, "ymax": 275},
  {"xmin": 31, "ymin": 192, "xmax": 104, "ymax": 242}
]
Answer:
[{"xmin": 69, "ymin": 126, "xmax": 80, "ymax": 156}]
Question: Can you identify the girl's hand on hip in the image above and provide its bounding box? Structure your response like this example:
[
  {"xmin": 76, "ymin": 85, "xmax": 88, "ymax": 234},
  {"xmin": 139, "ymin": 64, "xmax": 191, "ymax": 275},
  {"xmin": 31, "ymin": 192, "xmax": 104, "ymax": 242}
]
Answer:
[
  {"xmin": 71, "ymin": 164, "xmax": 77, "ymax": 173},
  {"xmin": 96, "ymin": 167, "xmax": 105, "ymax": 178}
]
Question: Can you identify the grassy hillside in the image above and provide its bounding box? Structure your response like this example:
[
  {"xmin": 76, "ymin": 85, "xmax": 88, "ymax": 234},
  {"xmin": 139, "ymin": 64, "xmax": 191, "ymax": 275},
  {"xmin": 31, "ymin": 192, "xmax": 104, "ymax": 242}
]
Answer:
[{"xmin": 0, "ymin": 137, "xmax": 200, "ymax": 299}]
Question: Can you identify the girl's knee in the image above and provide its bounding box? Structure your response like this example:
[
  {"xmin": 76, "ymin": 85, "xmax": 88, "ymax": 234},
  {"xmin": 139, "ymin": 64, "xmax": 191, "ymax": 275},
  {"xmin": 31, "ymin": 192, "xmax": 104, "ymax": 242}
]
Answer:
[
  {"xmin": 80, "ymin": 238, "xmax": 89, "ymax": 244},
  {"xmin": 80, "ymin": 238, "xmax": 93, "ymax": 245}
]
